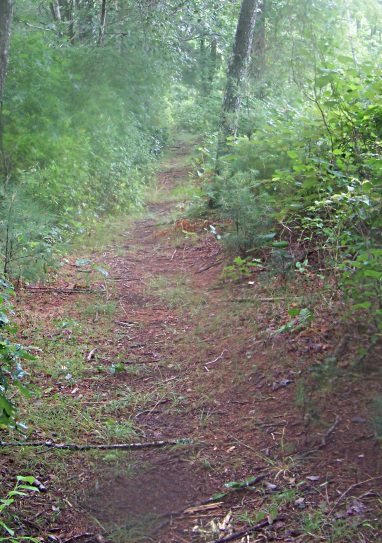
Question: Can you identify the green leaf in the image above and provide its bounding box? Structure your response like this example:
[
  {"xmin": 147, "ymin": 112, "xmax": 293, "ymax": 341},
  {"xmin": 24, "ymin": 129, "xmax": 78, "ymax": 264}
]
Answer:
[
  {"xmin": 0, "ymin": 519, "xmax": 15, "ymax": 536},
  {"xmin": 210, "ymin": 492, "xmax": 227, "ymax": 501},
  {"xmin": 0, "ymin": 396, "xmax": 13, "ymax": 416},
  {"xmin": 353, "ymin": 302, "xmax": 371, "ymax": 310},
  {"xmin": 363, "ymin": 270, "xmax": 382, "ymax": 279},
  {"xmin": 315, "ymin": 75, "xmax": 336, "ymax": 88},
  {"xmin": 93, "ymin": 265, "xmax": 109, "ymax": 277},
  {"xmin": 16, "ymin": 475, "xmax": 36, "ymax": 484},
  {"xmin": 225, "ymin": 481, "xmax": 242, "ymax": 489},
  {"xmin": 13, "ymin": 381, "xmax": 33, "ymax": 398}
]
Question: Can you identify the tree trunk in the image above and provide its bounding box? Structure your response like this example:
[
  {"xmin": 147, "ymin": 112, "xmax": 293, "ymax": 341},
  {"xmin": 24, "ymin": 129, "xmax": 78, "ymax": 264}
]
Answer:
[
  {"xmin": 0, "ymin": 0, "xmax": 14, "ymax": 182},
  {"xmin": 216, "ymin": 0, "xmax": 263, "ymax": 162},
  {"xmin": 0, "ymin": 0, "xmax": 13, "ymax": 104},
  {"xmin": 98, "ymin": 0, "xmax": 108, "ymax": 46},
  {"xmin": 50, "ymin": 0, "xmax": 62, "ymax": 22}
]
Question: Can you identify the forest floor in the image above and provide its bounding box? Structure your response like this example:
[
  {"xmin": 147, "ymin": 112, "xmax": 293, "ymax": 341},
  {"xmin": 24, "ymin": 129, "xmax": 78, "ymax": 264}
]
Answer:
[{"xmin": 1, "ymin": 135, "xmax": 382, "ymax": 543}]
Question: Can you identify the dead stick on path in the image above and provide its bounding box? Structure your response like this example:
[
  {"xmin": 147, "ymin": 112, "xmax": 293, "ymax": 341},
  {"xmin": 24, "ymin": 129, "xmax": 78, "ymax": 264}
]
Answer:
[
  {"xmin": 62, "ymin": 534, "xmax": 95, "ymax": 543},
  {"xmin": 299, "ymin": 415, "xmax": 342, "ymax": 458},
  {"xmin": 0, "ymin": 439, "xmax": 190, "ymax": 451},
  {"xmin": 205, "ymin": 350, "xmax": 227, "ymax": 366},
  {"xmin": 196, "ymin": 260, "xmax": 223, "ymax": 274},
  {"xmin": 86, "ymin": 348, "xmax": 97, "ymax": 361},
  {"xmin": 26, "ymin": 287, "xmax": 100, "ymax": 294},
  {"xmin": 321, "ymin": 415, "xmax": 341, "ymax": 446},
  {"xmin": 328, "ymin": 476, "xmax": 382, "ymax": 516}
]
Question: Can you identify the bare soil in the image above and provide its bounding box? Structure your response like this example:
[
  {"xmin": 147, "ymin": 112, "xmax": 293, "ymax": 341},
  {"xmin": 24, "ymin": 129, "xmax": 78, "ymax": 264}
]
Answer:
[{"xmin": 1, "ymin": 140, "xmax": 382, "ymax": 543}]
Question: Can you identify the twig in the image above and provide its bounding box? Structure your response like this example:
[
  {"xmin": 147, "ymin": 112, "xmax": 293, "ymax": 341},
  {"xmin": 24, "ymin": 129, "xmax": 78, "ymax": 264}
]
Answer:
[
  {"xmin": 321, "ymin": 415, "xmax": 341, "ymax": 446},
  {"xmin": 229, "ymin": 297, "xmax": 290, "ymax": 302},
  {"xmin": 356, "ymin": 341, "xmax": 377, "ymax": 365},
  {"xmin": 86, "ymin": 348, "xmax": 97, "ymax": 361},
  {"xmin": 205, "ymin": 350, "xmax": 227, "ymax": 366},
  {"xmin": 26, "ymin": 287, "xmax": 100, "ymax": 294},
  {"xmin": 171, "ymin": 249, "xmax": 177, "ymax": 261},
  {"xmin": 196, "ymin": 259, "xmax": 223, "ymax": 274},
  {"xmin": 114, "ymin": 320, "xmax": 139, "ymax": 327},
  {"xmin": 0, "ymin": 439, "xmax": 190, "ymax": 451},
  {"xmin": 298, "ymin": 416, "xmax": 342, "ymax": 458},
  {"xmin": 62, "ymin": 533, "xmax": 94, "ymax": 543},
  {"xmin": 328, "ymin": 476, "xmax": 382, "ymax": 516}
]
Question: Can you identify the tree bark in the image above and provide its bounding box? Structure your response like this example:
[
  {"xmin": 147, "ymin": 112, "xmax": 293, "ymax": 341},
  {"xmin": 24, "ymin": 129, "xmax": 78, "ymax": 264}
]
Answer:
[
  {"xmin": 216, "ymin": 0, "xmax": 263, "ymax": 162},
  {"xmin": 50, "ymin": 0, "xmax": 62, "ymax": 22},
  {"xmin": 0, "ymin": 0, "xmax": 13, "ymax": 104},
  {"xmin": 98, "ymin": 0, "xmax": 108, "ymax": 46},
  {"xmin": 0, "ymin": 0, "xmax": 14, "ymax": 182}
]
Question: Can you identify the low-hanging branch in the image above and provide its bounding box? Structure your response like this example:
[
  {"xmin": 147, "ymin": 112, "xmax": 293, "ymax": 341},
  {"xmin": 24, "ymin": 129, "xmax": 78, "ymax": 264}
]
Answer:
[{"xmin": 0, "ymin": 438, "xmax": 191, "ymax": 451}]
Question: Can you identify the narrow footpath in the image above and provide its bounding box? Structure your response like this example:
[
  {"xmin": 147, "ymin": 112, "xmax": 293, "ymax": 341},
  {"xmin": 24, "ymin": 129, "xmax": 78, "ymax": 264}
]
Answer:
[{"xmin": 5, "ymin": 138, "xmax": 382, "ymax": 543}]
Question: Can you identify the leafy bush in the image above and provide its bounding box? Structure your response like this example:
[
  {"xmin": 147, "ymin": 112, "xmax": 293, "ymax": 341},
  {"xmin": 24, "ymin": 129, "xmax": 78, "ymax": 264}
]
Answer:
[
  {"xmin": 0, "ymin": 476, "xmax": 39, "ymax": 542},
  {"xmin": 0, "ymin": 190, "xmax": 60, "ymax": 282},
  {"xmin": 204, "ymin": 58, "xmax": 382, "ymax": 335},
  {"xmin": 3, "ymin": 31, "xmax": 170, "ymax": 222},
  {"xmin": 0, "ymin": 281, "xmax": 35, "ymax": 430}
]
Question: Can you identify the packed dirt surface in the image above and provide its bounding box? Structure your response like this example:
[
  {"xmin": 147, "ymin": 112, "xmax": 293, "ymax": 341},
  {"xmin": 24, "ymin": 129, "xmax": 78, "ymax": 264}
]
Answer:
[{"xmin": 1, "ymin": 139, "xmax": 382, "ymax": 543}]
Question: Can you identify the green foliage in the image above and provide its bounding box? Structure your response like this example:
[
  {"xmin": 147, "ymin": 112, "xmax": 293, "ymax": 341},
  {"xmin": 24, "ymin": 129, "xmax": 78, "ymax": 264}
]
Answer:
[
  {"xmin": 0, "ymin": 190, "xmax": 59, "ymax": 281},
  {"xmin": 0, "ymin": 282, "xmax": 35, "ymax": 430},
  {"xmin": 223, "ymin": 256, "xmax": 263, "ymax": 280},
  {"xmin": 274, "ymin": 307, "xmax": 314, "ymax": 335},
  {"xmin": 204, "ymin": 53, "xmax": 382, "ymax": 337},
  {"xmin": 208, "ymin": 170, "xmax": 277, "ymax": 253},
  {"xmin": 0, "ymin": 476, "xmax": 39, "ymax": 542},
  {"xmin": 3, "ymin": 26, "xmax": 170, "ymax": 225}
]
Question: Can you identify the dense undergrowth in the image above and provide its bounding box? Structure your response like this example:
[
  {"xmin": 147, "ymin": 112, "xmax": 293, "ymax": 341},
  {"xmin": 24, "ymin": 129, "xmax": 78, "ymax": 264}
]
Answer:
[{"xmin": 190, "ymin": 60, "xmax": 382, "ymax": 354}]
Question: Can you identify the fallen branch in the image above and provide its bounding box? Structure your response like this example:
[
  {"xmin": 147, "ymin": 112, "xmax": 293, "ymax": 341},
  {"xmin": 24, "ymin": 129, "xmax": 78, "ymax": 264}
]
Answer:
[
  {"xmin": 26, "ymin": 287, "xmax": 100, "ymax": 294},
  {"xmin": 196, "ymin": 260, "xmax": 223, "ymax": 274},
  {"xmin": 229, "ymin": 297, "xmax": 291, "ymax": 302},
  {"xmin": 62, "ymin": 534, "xmax": 95, "ymax": 543},
  {"xmin": 0, "ymin": 439, "xmax": 190, "ymax": 451}
]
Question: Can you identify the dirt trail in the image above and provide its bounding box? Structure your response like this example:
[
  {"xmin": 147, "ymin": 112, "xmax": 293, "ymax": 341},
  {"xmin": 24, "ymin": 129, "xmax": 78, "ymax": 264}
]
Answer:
[
  {"xmin": 3, "ymin": 139, "xmax": 381, "ymax": 543},
  {"xmin": 80, "ymin": 141, "xmax": 382, "ymax": 542}
]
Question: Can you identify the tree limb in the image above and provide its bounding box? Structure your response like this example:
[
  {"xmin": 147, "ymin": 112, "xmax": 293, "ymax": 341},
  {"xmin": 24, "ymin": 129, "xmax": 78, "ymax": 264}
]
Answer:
[{"xmin": 0, "ymin": 439, "xmax": 190, "ymax": 451}]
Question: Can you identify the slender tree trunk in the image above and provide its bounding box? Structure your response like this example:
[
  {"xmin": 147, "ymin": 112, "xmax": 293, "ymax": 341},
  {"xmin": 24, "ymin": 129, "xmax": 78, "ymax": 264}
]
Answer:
[
  {"xmin": 98, "ymin": 0, "xmax": 108, "ymax": 46},
  {"xmin": 50, "ymin": 0, "xmax": 62, "ymax": 22},
  {"xmin": 199, "ymin": 37, "xmax": 209, "ymax": 96},
  {"xmin": 0, "ymin": 0, "xmax": 14, "ymax": 182},
  {"xmin": 216, "ymin": 0, "xmax": 263, "ymax": 163},
  {"xmin": 0, "ymin": 0, "xmax": 13, "ymax": 104},
  {"xmin": 250, "ymin": 0, "xmax": 266, "ymax": 82},
  {"xmin": 208, "ymin": 36, "xmax": 217, "ymax": 91}
]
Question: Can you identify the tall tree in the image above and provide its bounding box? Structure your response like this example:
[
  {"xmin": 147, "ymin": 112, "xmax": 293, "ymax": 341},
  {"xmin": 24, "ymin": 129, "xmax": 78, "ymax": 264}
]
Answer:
[
  {"xmin": 0, "ymin": 0, "xmax": 14, "ymax": 180},
  {"xmin": 217, "ymin": 0, "xmax": 263, "ymax": 162}
]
